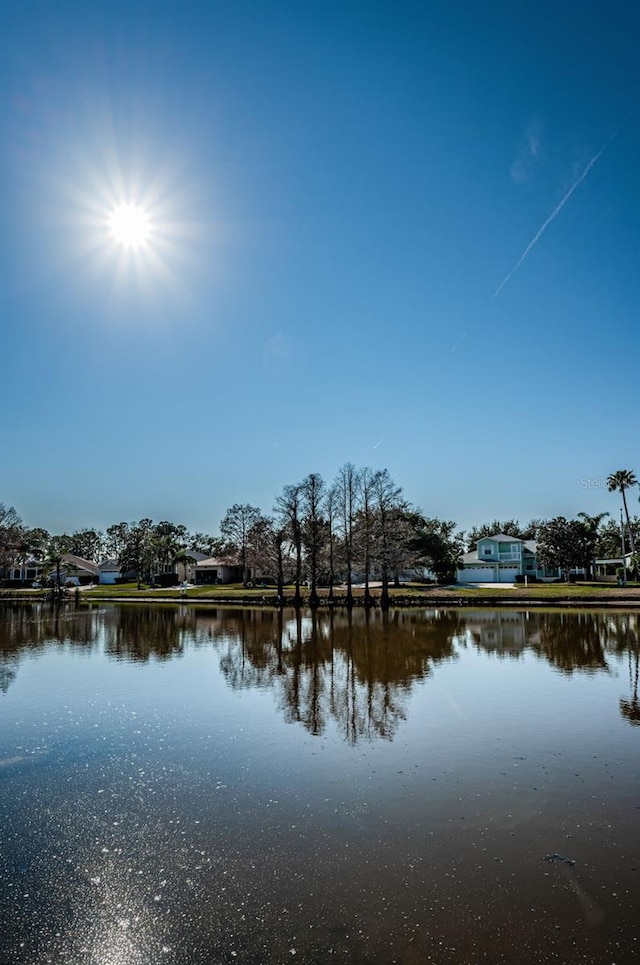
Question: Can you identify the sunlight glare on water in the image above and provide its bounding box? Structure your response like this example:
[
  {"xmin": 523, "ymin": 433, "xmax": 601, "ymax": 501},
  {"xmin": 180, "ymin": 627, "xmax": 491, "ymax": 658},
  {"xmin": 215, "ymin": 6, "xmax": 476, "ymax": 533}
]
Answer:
[{"xmin": 1, "ymin": 604, "xmax": 639, "ymax": 964}]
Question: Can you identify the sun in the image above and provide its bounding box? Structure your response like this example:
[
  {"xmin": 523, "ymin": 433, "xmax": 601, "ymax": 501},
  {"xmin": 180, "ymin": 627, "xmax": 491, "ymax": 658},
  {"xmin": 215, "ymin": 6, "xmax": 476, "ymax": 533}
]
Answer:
[{"xmin": 108, "ymin": 202, "xmax": 151, "ymax": 249}]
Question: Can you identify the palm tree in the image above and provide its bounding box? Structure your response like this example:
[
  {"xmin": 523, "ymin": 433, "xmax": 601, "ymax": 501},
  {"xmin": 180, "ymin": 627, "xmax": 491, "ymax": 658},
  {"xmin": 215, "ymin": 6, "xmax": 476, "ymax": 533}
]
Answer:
[
  {"xmin": 577, "ymin": 511, "xmax": 609, "ymax": 580},
  {"xmin": 607, "ymin": 470, "xmax": 638, "ymax": 560},
  {"xmin": 43, "ymin": 535, "xmax": 71, "ymax": 598},
  {"xmin": 173, "ymin": 549, "xmax": 197, "ymax": 586}
]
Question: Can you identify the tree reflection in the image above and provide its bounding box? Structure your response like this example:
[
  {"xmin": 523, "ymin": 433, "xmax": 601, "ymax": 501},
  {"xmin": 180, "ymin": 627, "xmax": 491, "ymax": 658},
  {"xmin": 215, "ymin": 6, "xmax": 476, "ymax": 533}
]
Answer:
[
  {"xmin": 102, "ymin": 604, "xmax": 195, "ymax": 662},
  {"xmin": 2, "ymin": 604, "xmax": 640, "ymax": 731},
  {"xmin": 0, "ymin": 603, "xmax": 98, "ymax": 695},
  {"xmin": 211, "ymin": 607, "xmax": 461, "ymax": 742},
  {"xmin": 620, "ymin": 649, "xmax": 640, "ymax": 725},
  {"xmin": 607, "ymin": 613, "xmax": 640, "ymax": 726},
  {"xmin": 535, "ymin": 611, "xmax": 610, "ymax": 674},
  {"xmin": 0, "ymin": 654, "xmax": 18, "ymax": 694}
]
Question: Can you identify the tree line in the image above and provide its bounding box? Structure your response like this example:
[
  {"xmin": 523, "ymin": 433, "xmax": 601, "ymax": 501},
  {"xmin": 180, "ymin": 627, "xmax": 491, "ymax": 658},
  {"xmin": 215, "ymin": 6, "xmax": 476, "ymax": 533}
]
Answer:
[
  {"xmin": 3, "ymin": 606, "xmax": 639, "ymax": 729},
  {"xmin": 1, "ymin": 466, "xmax": 639, "ymax": 593}
]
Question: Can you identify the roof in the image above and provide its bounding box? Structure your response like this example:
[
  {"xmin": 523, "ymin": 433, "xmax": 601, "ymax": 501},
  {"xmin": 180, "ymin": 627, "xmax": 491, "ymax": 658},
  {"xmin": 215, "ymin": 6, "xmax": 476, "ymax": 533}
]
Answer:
[
  {"xmin": 195, "ymin": 557, "xmax": 242, "ymax": 568},
  {"xmin": 477, "ymin": 533, "xmax": 524, "ymax": 544},
  {"xmin": 98, "ymin": 559, "xmax": 120, "ymax": 570},
  {"xmin": 183, "ymin": 550, "xmax": 210, "ymax": 562},
  {"xmin": 62, "ymin": 554, "xmax": 99, "ymax": 575}
]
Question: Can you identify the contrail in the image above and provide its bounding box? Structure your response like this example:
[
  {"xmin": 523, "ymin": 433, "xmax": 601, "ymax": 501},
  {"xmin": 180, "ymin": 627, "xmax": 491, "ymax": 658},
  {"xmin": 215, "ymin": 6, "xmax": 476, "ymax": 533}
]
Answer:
[{"xmin": 493, "ymin": 135, "xmax": 614, "ymax": 297}]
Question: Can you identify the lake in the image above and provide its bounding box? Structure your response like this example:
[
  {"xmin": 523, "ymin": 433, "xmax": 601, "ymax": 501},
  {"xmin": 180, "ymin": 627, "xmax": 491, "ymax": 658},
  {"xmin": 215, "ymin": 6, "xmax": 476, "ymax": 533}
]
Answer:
[{"xmin": 1, "ymin": 604, "xmax": 639, "ymax": 964}]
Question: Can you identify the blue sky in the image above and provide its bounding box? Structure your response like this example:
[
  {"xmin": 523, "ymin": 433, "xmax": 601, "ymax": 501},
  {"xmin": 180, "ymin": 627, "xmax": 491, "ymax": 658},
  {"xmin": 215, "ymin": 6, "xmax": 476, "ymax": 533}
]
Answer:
[{"xmin": 1, "ymin": 0, "xmax": 638, "ymax": 536}]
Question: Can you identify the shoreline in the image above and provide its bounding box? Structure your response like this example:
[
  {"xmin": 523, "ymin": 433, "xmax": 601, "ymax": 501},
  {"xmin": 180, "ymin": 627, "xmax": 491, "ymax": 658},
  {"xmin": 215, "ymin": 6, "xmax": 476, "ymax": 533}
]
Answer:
[{"xmin": 3, "ymin": 586, "xmax": 640, "ymax": 609}]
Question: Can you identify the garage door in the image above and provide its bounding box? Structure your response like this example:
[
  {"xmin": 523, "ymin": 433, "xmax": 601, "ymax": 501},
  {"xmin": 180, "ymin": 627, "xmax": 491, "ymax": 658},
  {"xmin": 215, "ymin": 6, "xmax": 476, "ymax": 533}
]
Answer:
[
  {"xmin": 498, "ymin": 566, "xmax": 519, "ymax": 583},
  {"xmin": 459, "ymin": 567, "xmax": 497, "ymax": 582}
]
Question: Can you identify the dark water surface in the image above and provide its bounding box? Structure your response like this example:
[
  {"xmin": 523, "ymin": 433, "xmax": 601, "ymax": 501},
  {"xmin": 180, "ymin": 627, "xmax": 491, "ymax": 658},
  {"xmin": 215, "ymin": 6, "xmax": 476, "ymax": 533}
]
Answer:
[{"xmin": 1, "ymin": 604, "xmax": 639, "ymax": 964}]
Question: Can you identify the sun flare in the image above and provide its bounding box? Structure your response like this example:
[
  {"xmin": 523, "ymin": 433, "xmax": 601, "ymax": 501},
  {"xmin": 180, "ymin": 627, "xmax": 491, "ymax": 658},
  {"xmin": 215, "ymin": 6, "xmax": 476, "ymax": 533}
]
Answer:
[{"xmin": 108, "ymin": 203, "xmax": 151, "ymax": 249}]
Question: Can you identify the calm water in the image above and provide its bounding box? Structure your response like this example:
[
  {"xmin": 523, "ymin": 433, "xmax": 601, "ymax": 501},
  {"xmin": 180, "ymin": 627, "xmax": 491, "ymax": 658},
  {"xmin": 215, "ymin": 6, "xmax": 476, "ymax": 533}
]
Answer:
[{"xmin": 1, "ymin": 604, "xmax": 639, "ymax": 965}]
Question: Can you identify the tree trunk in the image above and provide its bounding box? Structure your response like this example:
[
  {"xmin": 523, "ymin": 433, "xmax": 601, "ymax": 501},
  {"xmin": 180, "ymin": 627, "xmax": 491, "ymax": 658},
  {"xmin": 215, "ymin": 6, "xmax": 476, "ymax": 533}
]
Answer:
[
  {"xmin": 363, "ymin": 535, "xmax": 372, "ymax": 607},
  {"xmin": 294, "ymin": 539, "xmax": 302, "ymax": 608},
  {"xmin": 380, "ymin": 565, "xmax": 390, "ymax": 610},
  {"xmin": 310, "ymin": 577, "xmax": 319, "ymax": 608},
  {"xmin": 345, "ymin": 563, "xmax": 353, "ymax": 608},
  {"xmin": 328, "ymin": 533, "xmax": 335, "ymax": 604},
  {"xmin": 242, "ymin": 542, "xmax": 248, "ymax": 587},
  {"xmin": 276, "ymin": 545, "xmax": 284, "ymax": 603},
  {"xmin": 622, "ymin": 488, "xmax": 637, "ymax": 557}
]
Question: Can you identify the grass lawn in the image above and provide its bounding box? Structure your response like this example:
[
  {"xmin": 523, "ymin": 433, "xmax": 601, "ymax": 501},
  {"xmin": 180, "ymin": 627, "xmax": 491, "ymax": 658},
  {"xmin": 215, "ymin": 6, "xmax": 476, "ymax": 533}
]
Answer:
[
  {"xmin": 3, "ymin": 581, "xmax": 636, "ymax": 606},
  {"xmin": 388, "ymin": 582, "xmax": 640, "ymax": 598},
  {"xmin": 73, "ymin": 580, "xmax": 640, "ymax": 604},
  {"xmin": 80, "ymin": 582, "xmax": 282, "ymax": 600}
]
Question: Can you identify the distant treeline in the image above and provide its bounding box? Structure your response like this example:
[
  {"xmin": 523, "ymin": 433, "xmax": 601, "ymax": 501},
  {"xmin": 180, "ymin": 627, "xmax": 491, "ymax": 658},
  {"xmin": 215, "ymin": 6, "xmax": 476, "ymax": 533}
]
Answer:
[{"xmin": 2, "ymin": 465, "xmax": 639, "ymax": 596}]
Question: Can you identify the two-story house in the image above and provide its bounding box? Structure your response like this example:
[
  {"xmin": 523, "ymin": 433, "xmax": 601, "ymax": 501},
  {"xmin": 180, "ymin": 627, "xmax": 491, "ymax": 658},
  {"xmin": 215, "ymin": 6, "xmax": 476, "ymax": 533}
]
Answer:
[{"xmin": 457, "ymin": 534, "xmax": 562, "ymax": 583}]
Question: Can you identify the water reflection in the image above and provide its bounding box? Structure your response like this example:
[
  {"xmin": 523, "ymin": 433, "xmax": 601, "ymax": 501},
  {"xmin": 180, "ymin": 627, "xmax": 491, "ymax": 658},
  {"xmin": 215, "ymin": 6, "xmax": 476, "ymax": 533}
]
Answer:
[
  {"xmin": 620, "ymin": 634, "xmax": 640, "ymax": 725},
  {"xmin": 2, "ymin": 604, "xmax": 640, "ymax": 964},
  {"xmin": 2, "ymin": 605, "xmax": 640, "ymax": 734}
]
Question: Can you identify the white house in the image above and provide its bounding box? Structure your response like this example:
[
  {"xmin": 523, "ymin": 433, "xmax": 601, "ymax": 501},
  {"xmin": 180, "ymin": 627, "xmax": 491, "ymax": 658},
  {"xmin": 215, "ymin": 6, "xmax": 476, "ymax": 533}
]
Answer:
[
  {"xmin": 194, "ymin": 557, "xmax": 249, "ymax": 585},
  {"xmin": 98, "ymin": 560, "xmax": 121, "ymax": 585},
  {"xmin": 594, "ymin": 553, "xmax": 634, "ymax": 581},
  {"xmin": 457, "ymin": 534, "xmax": 562, "ymax": 584},
  {"xmin": 174, "ymin": 550, "xmax": 211, "ymax": 584},
  {"xmin": 8, "ymin": 553, "xmax": 98, "ymax": 586}
]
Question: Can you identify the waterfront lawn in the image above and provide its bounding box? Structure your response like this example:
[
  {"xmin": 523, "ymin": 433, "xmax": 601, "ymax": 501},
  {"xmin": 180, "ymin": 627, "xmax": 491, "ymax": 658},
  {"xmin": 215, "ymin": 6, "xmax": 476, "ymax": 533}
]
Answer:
[
  {"xmin": 75, "ymin": 581, "xmax": 640, "ymax": 602},
  {"xmin": 4, "ymin": 581, "xmax": 638, "ymax": 604},
  {"xmin": 392, "ymin": 582, "xmax": 640, "ymax": 599}
]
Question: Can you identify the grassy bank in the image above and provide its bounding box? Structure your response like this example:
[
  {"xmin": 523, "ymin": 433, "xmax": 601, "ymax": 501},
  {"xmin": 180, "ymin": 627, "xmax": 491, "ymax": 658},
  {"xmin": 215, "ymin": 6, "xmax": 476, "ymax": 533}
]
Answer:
[{"xmin": 4, "ymin": 582, "xmax": 640, "ymax": 608}]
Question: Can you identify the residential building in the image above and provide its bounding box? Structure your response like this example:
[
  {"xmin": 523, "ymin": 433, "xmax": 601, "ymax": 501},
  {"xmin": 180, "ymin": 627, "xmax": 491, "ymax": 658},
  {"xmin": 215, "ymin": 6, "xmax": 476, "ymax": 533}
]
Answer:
[{"xmin": 457, "ymin": 534, "xmax": 562, "ymax": 584}]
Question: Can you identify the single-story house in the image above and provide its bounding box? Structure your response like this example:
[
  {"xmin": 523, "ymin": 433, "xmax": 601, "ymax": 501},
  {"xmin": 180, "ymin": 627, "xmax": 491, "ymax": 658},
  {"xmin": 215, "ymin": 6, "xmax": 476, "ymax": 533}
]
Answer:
[
  {"xmin": 594, "ymin": 553, "xmax": 634, "ymax": 580},
  {"xmin": 98, "ymin": 559, "xmax": 121, "ymax": 584},
  {"xmin": 7, "ymin": 558, "xmax": 45, "ymax": 584},
  {"xmin": 194, "ymin": 557, "xmax": 250, "ymax": 585},
  {"xmin": 62, "ymin": 554, "xmax": 99, "ymax": 584},
  {"xmin": 457, "ymin": 534, "xmax": 565, "ymax": 584},
  {"xmin": 8, "ymin": 553, "xmax": 98, "ymax": 586},
  {"xmin": 174, "ymin": 550, "xmax": 211, "ymax": 584}
]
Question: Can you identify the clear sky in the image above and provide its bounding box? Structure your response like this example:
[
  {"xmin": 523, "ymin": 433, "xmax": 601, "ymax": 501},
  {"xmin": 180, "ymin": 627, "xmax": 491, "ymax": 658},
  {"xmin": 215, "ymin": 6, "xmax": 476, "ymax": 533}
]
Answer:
[{"xmin": 1, "ymin": 0, "xmax": 638, "ymax": 536}]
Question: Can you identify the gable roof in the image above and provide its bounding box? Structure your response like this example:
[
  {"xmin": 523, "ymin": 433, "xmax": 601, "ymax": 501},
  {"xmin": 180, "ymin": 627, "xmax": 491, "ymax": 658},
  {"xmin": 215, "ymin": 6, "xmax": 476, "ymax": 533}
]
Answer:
[
  {"xmin": 477, "ymin": 533, "xmax": 524, "ymax": 544},
  {"xmin": 183, "ymin": 550, "xmax": 210, "ymax": 562},
  {"xmin": 62, "ymin": 554, "xmax": 99, "ymax": 575},
  {"xmin": 195, "ymin": 557, "xmax": 242, "ymax": 568}
]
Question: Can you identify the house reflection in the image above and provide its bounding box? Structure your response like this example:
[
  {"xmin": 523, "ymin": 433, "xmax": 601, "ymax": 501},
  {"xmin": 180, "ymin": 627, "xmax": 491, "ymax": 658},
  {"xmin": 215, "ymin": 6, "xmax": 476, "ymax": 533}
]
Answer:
[
  {"xmin": 464, "ymin": 609, "xmax": 534, "ymax": 655},
  {"xmin": 1, "ymin": 604, "xmax": 640, "ymax": 733}
]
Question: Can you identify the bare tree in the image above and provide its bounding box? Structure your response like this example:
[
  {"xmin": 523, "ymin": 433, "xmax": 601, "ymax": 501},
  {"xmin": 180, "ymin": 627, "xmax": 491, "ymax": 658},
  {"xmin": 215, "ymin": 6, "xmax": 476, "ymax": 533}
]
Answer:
[
  {"xmin": 301, "ymin": 473, "xmax": 326, "ymax": 607},
  {"xmin": 272, "ymin": 525, "xmax": 289, "ymax": 601},
  {"xmin": 335, "ymin": 463, "xmax": 359, "ymax": 607},
  {"xmin": 372, "ymin": 469, "xmax": 403, "ymax": 608},
  {"xmin": 358, "ymin": 467, "xmax": 377, "ymax": 607},
  {"xmin": 325, "ymin": 485, "xmax": 339, "ymax": 603},
  {"xmin": 275, "ymin": 484, "xmax": 303, "ymax": 606},
  {"xmin": 220, "ymin": 503, "xmax": 262, "ymax": 586}
]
